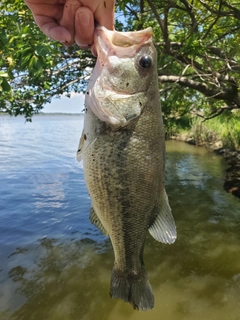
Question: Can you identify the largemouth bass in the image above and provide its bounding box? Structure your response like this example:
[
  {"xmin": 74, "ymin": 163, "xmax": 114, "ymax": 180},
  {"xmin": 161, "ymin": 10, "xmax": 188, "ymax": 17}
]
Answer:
[{"xmin": 77, "ymin": 26, "xmax": 177, "ymax": 311}]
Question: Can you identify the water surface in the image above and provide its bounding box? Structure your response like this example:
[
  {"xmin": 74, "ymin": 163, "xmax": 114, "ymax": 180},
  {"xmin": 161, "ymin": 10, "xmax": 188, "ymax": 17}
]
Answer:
[{"xmin": 0, "ymin": 115, "xmax": 240, "ymax": 320}]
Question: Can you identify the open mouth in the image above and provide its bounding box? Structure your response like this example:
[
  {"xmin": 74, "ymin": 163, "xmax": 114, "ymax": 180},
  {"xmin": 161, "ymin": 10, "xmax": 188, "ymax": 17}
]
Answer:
[{"xmin": 94, "ymin": 26, "xmax": 153, "ymax": 59}]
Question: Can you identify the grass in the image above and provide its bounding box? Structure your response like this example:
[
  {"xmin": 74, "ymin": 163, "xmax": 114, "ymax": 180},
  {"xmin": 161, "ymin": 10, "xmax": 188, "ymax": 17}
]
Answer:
[{"xmin": 190, "ymin": 111, "xmax": 240, "ymax": 150}]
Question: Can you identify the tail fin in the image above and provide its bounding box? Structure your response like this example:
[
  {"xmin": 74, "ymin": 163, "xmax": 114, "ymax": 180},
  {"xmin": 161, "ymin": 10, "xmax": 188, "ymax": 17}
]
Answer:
[{"xmin": 110, "ymin": 266, "xmax": 154, "ymax": 311}]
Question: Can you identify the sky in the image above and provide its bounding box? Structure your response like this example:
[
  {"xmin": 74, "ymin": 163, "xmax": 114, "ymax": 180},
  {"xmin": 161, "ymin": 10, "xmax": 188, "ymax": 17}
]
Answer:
[{"xmin": 43, "ymin": 92, "xmax": 85, "ymax": 114}]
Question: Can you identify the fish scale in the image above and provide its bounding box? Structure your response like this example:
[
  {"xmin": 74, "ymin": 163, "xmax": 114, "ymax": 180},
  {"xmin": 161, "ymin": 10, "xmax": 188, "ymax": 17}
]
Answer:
[{"xmin": 77, "ymin": 26, "xmax": 177, "ymax": 311}]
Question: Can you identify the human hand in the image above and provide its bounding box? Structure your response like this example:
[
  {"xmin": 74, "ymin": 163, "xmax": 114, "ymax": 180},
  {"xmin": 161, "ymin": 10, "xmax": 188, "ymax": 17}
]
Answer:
[{"xmin": 24, "ymin": 0, "xmax": 115, "ymax": 50}]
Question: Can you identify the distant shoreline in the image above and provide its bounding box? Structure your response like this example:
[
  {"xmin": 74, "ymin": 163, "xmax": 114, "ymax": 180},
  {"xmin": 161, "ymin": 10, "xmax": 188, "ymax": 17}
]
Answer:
[
  {"xmin": 38, "ymin": 112, "xmax": 84, "ymax": 116},
  {"xmin": 0, "ymin": 112, "xmax": 84, "ymax": 116}
]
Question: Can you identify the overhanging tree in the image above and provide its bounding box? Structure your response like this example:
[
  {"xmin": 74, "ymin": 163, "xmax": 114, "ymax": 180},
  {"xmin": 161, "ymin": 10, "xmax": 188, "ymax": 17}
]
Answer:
[
  {"xmin": 1, "ymin": 0, "xmax": 240, "ymax": 121},
  {"xmin": 0, "ymin": 0, "xmax": 95, "ymax": 119},
  {"xmin": 117, "ymin": 0, "xmax": 240, "ymax": 121}
]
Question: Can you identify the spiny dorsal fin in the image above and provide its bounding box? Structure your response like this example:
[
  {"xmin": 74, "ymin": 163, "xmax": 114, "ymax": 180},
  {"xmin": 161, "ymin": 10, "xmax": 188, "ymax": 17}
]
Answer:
[
  {"xmin": 148, "ymin": 189, "xmax": 177, "ymax": 244},
  {"xmin": 89, "ymin": 207, "xmax": 108, "ymax": 236}
]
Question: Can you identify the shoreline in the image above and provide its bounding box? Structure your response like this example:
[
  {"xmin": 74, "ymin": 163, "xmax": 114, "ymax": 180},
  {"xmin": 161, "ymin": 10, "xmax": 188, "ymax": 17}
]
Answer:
[{"xmin": 170, "ymin": 133, "xmax": 240, "ymax": 199}]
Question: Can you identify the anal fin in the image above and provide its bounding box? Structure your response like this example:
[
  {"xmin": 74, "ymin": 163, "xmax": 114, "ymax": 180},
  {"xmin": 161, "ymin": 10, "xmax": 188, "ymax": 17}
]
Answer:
[
  {"xmin": 148, "ymin": 189, "xmax": 177, "ymax": 244},
  {"xmin": 89, "ymin": 207, "xmax": 108, "ymax": 236}
]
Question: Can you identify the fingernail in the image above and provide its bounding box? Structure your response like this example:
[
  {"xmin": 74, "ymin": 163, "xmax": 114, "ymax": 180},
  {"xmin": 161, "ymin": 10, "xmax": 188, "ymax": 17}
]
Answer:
[
  {"xmin": 79, "ymin": 45, "xmax": 91, "ymax": 49},
  {"xmin": 60, "ymin": 40, "xmax": 69, "ymax": 45},
  {"xmin": 78, "ymin": 12, "xmax": 91, "ymax": 25}
]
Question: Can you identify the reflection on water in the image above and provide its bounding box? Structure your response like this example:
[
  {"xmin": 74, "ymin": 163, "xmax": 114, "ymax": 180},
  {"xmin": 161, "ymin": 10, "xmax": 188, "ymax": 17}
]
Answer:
[
  {"xmin": 0, "ymin": 116, "xmax": 240, "ymax": 320},
  {"xmin": 33, "ymin": 174, "xmax": 66, "ymax": 210},
  {"xmin": 2, "ymin": 238, "xmax": 113, "ymax": 320}
]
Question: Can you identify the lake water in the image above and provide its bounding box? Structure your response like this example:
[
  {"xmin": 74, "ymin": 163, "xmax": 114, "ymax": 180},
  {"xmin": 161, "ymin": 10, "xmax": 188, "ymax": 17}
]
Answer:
[{"xmin": 0, "ymin": 114, "xmax": 240, "ymax": 320}]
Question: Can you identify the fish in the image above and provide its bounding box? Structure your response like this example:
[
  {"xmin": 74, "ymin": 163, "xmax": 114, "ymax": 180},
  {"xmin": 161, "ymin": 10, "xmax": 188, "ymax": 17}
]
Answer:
[{"xmin": 77, "ymin": 25, "xmax": 177, "ymax": 311}]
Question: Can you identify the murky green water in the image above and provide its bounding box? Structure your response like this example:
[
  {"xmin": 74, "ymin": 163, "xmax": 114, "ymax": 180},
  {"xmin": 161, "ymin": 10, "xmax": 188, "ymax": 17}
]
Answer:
[{"xmin": 1, "ymin": 116, "xmax": 240, "ymax": 320}]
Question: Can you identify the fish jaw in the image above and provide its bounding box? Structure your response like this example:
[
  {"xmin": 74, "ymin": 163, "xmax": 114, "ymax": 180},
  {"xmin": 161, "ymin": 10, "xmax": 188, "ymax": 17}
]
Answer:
[
  {"xmin": 85, "ymin": 26, "xmax": 155, "ymax": 127},
  {"xmin": 94, "ymin": 25, "xmax": 153, "ymax": 59}
]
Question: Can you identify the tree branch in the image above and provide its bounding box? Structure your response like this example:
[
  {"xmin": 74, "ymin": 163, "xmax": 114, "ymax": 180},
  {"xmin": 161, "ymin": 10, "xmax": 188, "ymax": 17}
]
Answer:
[
  {"xmin": 146, "ymin": 0, "xmax": 171, "ymax": 51},
  {"xmin": 158, "ymin": 75, "xmax": 240, "ymax": 105},
  {"xmin": 193, "ymin": 105, "xmax": 239, "ymax": 121},
  {"xmin": 125, "ymin": 4, "xmax": 140, "ymax": 21},
  {"xmin": 179, "ymin": 0, "xmax": 198, "ymax": 31},
  {"xmin": 202, "ymin": 0, "xmax": 223, "ymax": 39},
  {"xmin": 199, "ymin": 0, "xmax": 240, "ymax": 20}
]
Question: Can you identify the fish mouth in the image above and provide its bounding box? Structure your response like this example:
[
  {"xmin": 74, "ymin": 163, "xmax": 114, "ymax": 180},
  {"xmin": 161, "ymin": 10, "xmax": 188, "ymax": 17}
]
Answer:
[{"xmin": 94, "ymin": 26, "xmax": 153, "ymax": 61}]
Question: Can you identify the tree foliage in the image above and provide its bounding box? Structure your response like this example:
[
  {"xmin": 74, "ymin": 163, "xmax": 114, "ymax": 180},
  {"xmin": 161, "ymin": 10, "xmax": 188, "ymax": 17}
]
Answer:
[
  {"xmin": 0, "ymin": 0, "xmax": 95, "ymax": 119},
  {"xmin": 116, "ymin": 0, "xmax": 240, "ymax": 122},
  {"xmin": 1, "ymin": 0, "xmax": 240, "ymax": 122}
]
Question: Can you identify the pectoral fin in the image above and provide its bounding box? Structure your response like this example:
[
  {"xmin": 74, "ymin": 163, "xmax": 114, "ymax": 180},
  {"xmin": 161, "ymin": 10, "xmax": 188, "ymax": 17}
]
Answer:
[
  {"xmin": 148, "ymin": 189, "xmax": 177, "ymax": 244},
  {"xmin": 89, "ymin": 207, "xmax": 108, "ymax": 236},
  {"xmin": 76, "ymin": 130, "xmax": 86, "ymax": 162},
  {"xmin": 77, "ymin": 129, "xmax": 99, "ymax": 162},
  {"xmin": 76, "ymin": 114, "xmax": 103, "ymax": 162}
]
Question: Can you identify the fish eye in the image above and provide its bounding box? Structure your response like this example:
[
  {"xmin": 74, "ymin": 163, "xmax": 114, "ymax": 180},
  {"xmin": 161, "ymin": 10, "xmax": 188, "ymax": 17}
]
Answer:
[{"xmin": 139, "ymin": 55, "xmax": 152, "ymax": 69}]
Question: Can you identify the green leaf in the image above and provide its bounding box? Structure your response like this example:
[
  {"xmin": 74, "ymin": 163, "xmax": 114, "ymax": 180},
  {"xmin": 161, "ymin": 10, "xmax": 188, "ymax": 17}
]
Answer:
[
  {"xmin": 1, "ymin": 78, "xmax": 11, "ymax": 91},
  {"xmin": 0, "ymin": 71, "xmax": 9, "ymax": 78},
  {"xmin": 0, "ymin": 29, "xmax": 8, "ymax": 47},
  {"xmin": 35, "ymin": 46, "xmax": 50, "ymax": 57},
  {"xmin": 43, "ymin": 82, "xmax": 51, "ymax": 90},
  {"xmin": 29, "ymin": 55, "xmax": 38, "ymax": 69}
]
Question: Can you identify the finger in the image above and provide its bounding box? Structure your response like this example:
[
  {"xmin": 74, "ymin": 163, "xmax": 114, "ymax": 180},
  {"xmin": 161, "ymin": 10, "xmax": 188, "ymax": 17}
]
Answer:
[
  {"xmin": 25, "ymin": 1, "xmax": 64, "ymax": 20},
  {"xmin": 75, "ymin": 7, "xmax": 94, "ymax": 48},
  {"xmin": 60, "ymin": 0, "xmax": 82, "ymax": 46},
  {"xmin": 90, "ymin": 0, "xmax": 114, "ymax": 55},
  {"xmin": 34, "ymin": 15, "xmax": 72, "ymax": 43},
  {"xmin": 91, "ymin": 44, "xmax": 97, "ymax": 57},
  {"xmin": 94, "ymin": 0, "xmax": 115, "ymax": 30}
]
